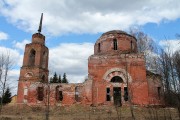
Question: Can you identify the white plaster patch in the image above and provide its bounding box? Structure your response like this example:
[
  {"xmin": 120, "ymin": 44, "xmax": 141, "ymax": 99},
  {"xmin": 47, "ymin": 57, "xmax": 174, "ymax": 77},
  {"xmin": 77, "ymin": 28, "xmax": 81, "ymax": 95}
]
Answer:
[{"xmin": 24, "ymin": 88, "xmax": 28, "ymax": 95}]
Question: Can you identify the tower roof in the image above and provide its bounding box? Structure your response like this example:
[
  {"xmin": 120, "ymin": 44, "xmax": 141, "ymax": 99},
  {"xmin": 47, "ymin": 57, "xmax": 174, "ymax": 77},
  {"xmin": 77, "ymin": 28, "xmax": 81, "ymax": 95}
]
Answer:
[
  {"xmin": 96, "ymin": 30, "xmax": 136, "ymax": 44},
  {"xmin": 101, "ymin": 30, "xmax": 127, "ymax": 36}
]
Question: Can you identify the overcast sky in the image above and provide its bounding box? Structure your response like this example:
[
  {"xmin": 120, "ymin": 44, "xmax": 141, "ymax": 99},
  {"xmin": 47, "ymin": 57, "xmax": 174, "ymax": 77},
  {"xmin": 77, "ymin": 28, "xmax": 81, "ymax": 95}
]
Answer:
[{"xmin": 0, "ymin": 0, "xmax": 180, "ymax": 94}]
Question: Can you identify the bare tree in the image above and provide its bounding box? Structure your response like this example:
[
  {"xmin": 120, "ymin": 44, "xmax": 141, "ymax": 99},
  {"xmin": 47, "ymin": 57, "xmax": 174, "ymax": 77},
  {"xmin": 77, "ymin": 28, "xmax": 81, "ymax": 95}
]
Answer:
[
  {"xmin": 172, "ymin": 50, "xmax": 180, "ymax": 118},
  {"xmin": 0, "ymin": 52, "xmax": 13, "ymax": 113},
  {"xmin": 159, "ymin": 48, "xmax": 180, "ymax": 118},
  {"xmin": 129, "ymin": 28, "xmax": 158, "ymax": 72},
  {"xmin": 129, "ymin": 28, "xmax": 158, "ymax": 119},
  {"xmin": 173, "ymin": 50, "xmax": 180, "ymax": 91}
]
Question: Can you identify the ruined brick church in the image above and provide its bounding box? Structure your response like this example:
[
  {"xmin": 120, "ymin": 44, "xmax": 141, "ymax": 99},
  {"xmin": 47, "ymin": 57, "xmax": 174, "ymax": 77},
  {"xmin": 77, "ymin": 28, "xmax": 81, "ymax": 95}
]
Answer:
[{"xmin": 17, "ymin": 16, "xmax": 163, "ymax": 106}]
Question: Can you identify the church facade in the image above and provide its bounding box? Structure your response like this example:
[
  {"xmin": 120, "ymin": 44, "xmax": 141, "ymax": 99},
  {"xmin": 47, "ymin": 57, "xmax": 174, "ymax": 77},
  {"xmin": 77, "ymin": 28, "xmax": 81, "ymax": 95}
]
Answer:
[{"xmin": 17, "ymin": 30, "xmax": 163, "ymax": 106}]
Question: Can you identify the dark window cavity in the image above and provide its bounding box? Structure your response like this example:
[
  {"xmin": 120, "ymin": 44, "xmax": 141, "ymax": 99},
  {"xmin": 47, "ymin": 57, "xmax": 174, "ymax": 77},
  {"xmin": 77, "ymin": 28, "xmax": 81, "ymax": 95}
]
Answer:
[
  {"xmin": 106, "ymin": 88, "xmax": 111, "ymax": 101},
  {"xmin": 111, "ymin": 76, "xmax": 123, "ymax": 83},
  {"xmin": 59, "ymin": 91, "xmax": 63, "ymax": 101},
  {"xmin": 37, "ymin": 87, "xmax": 44, "ymax": 101},
  {"xmin": 41, "ymin": 75, "xmax": 45, "ymax": 83},
  {"xmin": 157, "ymin": 87, "xmax": 161, "ymax": 99},
  {"xmin": 124, "ymin": 87, "xmax": 128, "ymax": 101},
  {"xmin": 98, "ymin": 43, "xmax": 101, "ymax": 53},
  {"xmin": 55, "ymin": 86, "xmax": 63, "ymax": 101},
  {"xmin": 113, "ymin": 87, "xmax": 122, "ymax": 106},
  {"xmin": 113, "ymin": 39, "xmax": 118, "ymax": 50},
  {"xmin": 29, "ymin": 49, "xmax": 36, "ymax": 66}
]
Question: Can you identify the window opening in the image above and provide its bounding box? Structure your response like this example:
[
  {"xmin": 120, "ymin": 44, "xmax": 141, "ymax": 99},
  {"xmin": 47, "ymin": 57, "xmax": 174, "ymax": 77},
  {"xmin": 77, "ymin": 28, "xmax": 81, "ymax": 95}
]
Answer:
[
  {"xmin": 113, "ymin": 39, "xmax": 118, "ymax": 50},
  {"xmin": 59, "ymin": 91, "xmax": 63, "ymax": 101},
  {"xmin": 106, "ymin": 88, "xmax": 111, "ymax": 101},
  {"xmin": 55, "ymin": 86, "xmax": 63, "ymax": 101},
  {"xmin": 124, "ymin": 87, "xmax": 128, "ymax": 101},
  {"xmin": 41, "ymin": 75, "xmax": 45, "ymax": 83},
  {"xmin": 157, "ymin": 87, "xmax": 161, "ymax": 99},
  {"xmin": 98, "ymin": 43, "xmax": 101, "ymax": 53},
  {"xmin": 37, "ymin": 87, "xmax": 44, "ymax": 101},
  {"xmin": 75, "ymin": 87, "xmax": 80, "ymax": 102},
  {"xmin": 111, "ymin": 76, "xmax": 123, "ymax": 83},
  {"xmin": 29, "ymin": 49, "xmax": 36, "ymax": 66}
]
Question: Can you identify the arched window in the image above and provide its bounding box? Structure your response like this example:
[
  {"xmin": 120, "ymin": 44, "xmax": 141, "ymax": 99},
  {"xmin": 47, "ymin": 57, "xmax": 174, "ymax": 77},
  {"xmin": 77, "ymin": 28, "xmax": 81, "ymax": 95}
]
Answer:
[
  {"xmin": 98, "ymin": 43, "xmax": 101, "ymax": 53},
  {"xmin": 111, "ymin": 76, "xmax": 123, "ymax": 83},
  {"xmin": 29, "ymin": 49, "xmax": 36, "ymax": 66},
  {"xmin": 131, "ymin": 41, "xmax": 134, "ymax": 51},
  {"xmin": 59, "ymin": 91, "xmax": 63, "ymax": 101},
  {"xmin": 41, "ymin": 75, "xmax": 45, "ymax": 83},
  {"xmin": 157, "ymin": 87, "xmax": 161, "ymax": 99},
  {"xmin": 55, "ymin": 86, "xmax": 63, "ymax": 101},
  {"xmin": 113, "ymin": 39, "xmax": 118, "ymax": 50},
  {"xmin": 42, "ymin": 51, "xmax": 47, "ymax": 68},
  {"xmin": 37, "ymin": 87, "xmax": 44, "ymax": 101},
  {"xmin": 75, "ymin": 86, "xmax": 80, "ymax": 102}
]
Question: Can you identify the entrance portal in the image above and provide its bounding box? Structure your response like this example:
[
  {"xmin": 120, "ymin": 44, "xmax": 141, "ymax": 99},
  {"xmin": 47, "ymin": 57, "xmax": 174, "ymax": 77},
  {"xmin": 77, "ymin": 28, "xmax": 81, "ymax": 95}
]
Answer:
[
  {"xmin": 111, "ymin": 76, "xmax": 123, "ymax": 106},
  {"xmin": 113, "ymin": 87, "xmax": 121, "ymax": 106}
]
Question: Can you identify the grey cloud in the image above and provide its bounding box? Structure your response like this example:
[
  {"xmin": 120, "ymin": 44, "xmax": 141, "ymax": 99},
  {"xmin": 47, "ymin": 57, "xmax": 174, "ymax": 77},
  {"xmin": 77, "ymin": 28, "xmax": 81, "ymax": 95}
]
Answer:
[
  {"xmin": 49, "ymin": 43, "xmax": 94, "ymax": 83},
  {"xmin": 159, "ymin": 39, "xmax": 180, "ymax": 53},
  {"xmin": 1, "ymin": 0, "xmax": 180, "ymax": 35}
]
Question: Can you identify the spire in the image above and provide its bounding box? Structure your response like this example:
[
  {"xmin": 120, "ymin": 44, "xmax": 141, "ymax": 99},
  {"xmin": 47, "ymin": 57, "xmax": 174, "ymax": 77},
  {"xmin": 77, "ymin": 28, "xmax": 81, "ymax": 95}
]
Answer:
[{"xmin": 38, "ymin": 13, "xmax": 43, "ymax": 33}]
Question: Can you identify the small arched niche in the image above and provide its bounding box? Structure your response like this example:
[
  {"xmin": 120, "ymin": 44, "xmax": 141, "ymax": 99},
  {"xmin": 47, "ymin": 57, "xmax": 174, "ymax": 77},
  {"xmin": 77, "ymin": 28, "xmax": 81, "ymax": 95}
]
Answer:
[{"xmin": 28, "ymin": 49, "xmax": 36, "ymax": 66}]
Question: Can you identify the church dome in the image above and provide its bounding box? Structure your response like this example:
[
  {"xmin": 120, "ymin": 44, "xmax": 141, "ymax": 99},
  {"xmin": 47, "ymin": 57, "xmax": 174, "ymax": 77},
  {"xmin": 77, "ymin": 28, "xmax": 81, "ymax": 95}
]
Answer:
[{"xmin": 94, "ymin": 30, "xmax": 137, "ymax": 55}]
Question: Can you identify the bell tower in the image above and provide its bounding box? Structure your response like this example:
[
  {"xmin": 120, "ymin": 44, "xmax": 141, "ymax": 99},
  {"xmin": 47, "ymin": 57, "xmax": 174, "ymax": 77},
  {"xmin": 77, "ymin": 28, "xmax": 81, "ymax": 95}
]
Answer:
[{"xmin": 17, "ymin": 13, "xmax": 49, "ymax": 103}]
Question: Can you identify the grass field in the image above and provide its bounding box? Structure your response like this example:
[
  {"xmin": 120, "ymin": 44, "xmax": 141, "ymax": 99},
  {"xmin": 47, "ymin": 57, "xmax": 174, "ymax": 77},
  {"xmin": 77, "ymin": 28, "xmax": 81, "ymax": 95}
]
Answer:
[{"xmin": 0, "ymin": 104, "xmax": 180, "ymax": 120}]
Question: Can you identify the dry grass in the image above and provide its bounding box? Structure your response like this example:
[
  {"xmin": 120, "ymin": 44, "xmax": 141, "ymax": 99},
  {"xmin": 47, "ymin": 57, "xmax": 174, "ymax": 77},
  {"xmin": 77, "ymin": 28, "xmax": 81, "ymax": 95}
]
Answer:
[{"xmin": 0, "ymin": 104, "xmax": 180, "ymax": 120}]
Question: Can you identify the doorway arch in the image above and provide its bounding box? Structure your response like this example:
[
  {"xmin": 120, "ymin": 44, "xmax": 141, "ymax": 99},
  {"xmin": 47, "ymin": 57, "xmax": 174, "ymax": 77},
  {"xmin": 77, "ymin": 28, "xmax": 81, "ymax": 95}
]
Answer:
[{"xmin": 103, "ymin": 68, "xmax": 132, "ymax": 83}]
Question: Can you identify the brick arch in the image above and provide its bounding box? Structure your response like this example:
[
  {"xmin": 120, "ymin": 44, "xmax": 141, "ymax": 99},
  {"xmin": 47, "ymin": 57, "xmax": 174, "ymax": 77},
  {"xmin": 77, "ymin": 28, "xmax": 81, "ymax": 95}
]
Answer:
[{"xmin": 103, "ymin": 68, "xmax": 132, "ymax": 83}]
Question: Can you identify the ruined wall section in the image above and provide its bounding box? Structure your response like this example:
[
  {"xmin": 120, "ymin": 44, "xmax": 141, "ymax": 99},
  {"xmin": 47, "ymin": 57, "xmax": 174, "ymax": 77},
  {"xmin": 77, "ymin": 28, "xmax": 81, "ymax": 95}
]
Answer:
[
  {"xmin": 146, "ymin": 71, "xmax": 164, "ymax": 105},
  {"xmin": 26, "ymin": 79, "xmax": 92, "ymax": 106}
]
